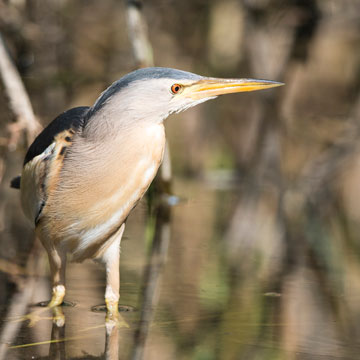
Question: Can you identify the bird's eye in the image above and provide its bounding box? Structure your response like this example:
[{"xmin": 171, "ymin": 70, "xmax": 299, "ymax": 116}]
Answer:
[{"xmin": 171, "ymin": 84, "xmax": 183, "ymax": 94}]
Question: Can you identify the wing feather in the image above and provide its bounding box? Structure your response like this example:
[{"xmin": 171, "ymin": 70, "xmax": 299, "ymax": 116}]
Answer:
[
  {"xmin": 19, "ymin": 106, "xmax": 89, "ymax": 224},
  {"xmin": 24, "ymin": 106, "xmax": 89, "ymax": 166}
]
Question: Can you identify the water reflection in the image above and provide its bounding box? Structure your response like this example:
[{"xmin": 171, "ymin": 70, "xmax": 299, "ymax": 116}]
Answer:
[
  {"xmin": 131, "ymin": 197, "xmax": 171, "ymax": 360},
  {"xmin": 1, "ymin": 179, "xmax": 360, "ymax": 359},
  {"xmin": 3, "ymin": 306, "xmax": 128, "ymax": 360},
  {"xmin": 48, "ymin": 314, "xmax": 66, "ymax": 359}
]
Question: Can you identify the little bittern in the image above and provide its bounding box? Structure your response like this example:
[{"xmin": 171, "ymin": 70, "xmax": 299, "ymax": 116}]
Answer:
[{"xmin": 11, "ymin": 67, "xmax": 282, "ymax": 317}]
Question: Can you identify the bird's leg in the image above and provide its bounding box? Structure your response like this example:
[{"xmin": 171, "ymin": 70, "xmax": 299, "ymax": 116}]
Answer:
[
  {"xmin": 46, "ymin": 245, "xmax": 67, "ymax": 307},
  {"xmin": 10, "ymin": 245, "xmax": 67, "ymax": 327},
  {"xmin": 102, "ymin": 224, "xmax": 125, "ymax": 319}
]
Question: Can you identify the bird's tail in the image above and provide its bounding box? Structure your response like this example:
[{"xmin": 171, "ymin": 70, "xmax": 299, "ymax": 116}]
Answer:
[{"xmin": 10, "ymin": 176, "xmax": 21, "ymax": 189}]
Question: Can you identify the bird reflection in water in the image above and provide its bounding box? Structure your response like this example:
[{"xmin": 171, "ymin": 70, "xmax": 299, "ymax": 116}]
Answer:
[{"xmin": 8, "ymin": 306, "xmax": 128, "ymax": 360}]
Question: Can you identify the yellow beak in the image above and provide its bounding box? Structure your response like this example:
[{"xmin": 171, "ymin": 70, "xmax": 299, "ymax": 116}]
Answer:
[{"xmin": 185, "ymin": 78, "xmax": 284, "ymax": 99}]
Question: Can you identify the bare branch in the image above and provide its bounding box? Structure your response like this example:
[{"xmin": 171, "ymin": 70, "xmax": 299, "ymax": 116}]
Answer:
[
  {"xmin": 125, "ymin": 0, "xmax": 172, "ymax": 190},
  {"xmin": 125, "ymin": 0, "xmax": 154, "ymax": 68},
  {"xmin": 0, "ymin": 33, "xmax": 41, "ymax": 149}
]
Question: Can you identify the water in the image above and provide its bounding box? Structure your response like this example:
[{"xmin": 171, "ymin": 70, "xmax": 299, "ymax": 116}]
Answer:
[{"xmin": 1, "ymin": 177, "xmax": 360, "ymax": 360}]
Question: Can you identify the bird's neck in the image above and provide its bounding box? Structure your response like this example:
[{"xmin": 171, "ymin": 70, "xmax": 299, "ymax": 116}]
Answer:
[
  {"xmin": 80, "ymin": 113, "xmax": 166, "ymax": 165},
  {"xmin": 83, "ymin": 107, "xmax": 165, "ymax": 142}
]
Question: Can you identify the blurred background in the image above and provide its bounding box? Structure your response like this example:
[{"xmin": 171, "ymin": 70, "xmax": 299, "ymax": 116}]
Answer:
[{"xmin": 1, "ymin": 0, "xmax": 360, "ymax": 359}]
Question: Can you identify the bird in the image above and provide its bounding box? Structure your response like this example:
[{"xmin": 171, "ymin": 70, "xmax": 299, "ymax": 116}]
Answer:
[{"xmin": 11, "ymin": 67, "xmax": 282, "ymax": 318}]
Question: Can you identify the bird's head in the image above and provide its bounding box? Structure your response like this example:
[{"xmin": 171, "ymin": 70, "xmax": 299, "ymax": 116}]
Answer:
[{"xmin": 90, "ymin": 67, "xmax": 283, "ymax": 124}]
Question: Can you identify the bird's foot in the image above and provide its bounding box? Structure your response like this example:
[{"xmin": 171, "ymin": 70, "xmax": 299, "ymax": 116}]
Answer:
[
  {"xmin": 9, "ymin": 292, "xmax": 73, "ymax": 328},
  {"xmin": 105, "ymin": 312, "xmax": 129, "ymax": 329},
  {"xmin": 10, "ymin": 308, "xmax": 45, "ymax": 327},
  {"xmin": 105, "ymin": 301, "xmax": 129, "ymax": 328},
  {"xmin": 47, "ymin": 285, "xmax": 66, "ymax": 307},
  {"xmin": 10, "ymin": 306, "xmax": 64, "ymax": 327},
  {"xmin": 92, "ymin": 302, "xmax": 134, "ymax": 328},
  {"xmin": 105, "ymin": 298, "xmax": 119, "ymax": 318}
]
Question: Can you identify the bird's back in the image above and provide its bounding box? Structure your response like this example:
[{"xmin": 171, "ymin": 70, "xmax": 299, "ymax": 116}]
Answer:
[{"xmin": 23, "ymin": 107, "xmax": 89, "ymax": 167}]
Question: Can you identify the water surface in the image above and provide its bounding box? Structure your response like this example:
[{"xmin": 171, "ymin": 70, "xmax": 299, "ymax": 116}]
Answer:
[{"xmin": 1, "ymin": 178, "xmax": 360, "ymax": 360}]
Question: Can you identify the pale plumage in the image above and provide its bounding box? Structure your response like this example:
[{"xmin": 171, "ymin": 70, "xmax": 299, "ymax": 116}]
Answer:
[{"xmin": 12, "ymin": 67, "xmax": 283, "ymax": 318}]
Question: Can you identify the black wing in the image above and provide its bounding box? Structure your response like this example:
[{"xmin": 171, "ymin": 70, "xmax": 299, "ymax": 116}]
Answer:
[
  {"xmin": 10, "ymin": 106, "xmax": 89, "ymax": 189},
  {"xmin": 23, "ymin": 106, "xmax": 90, "ymax": 166}
]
